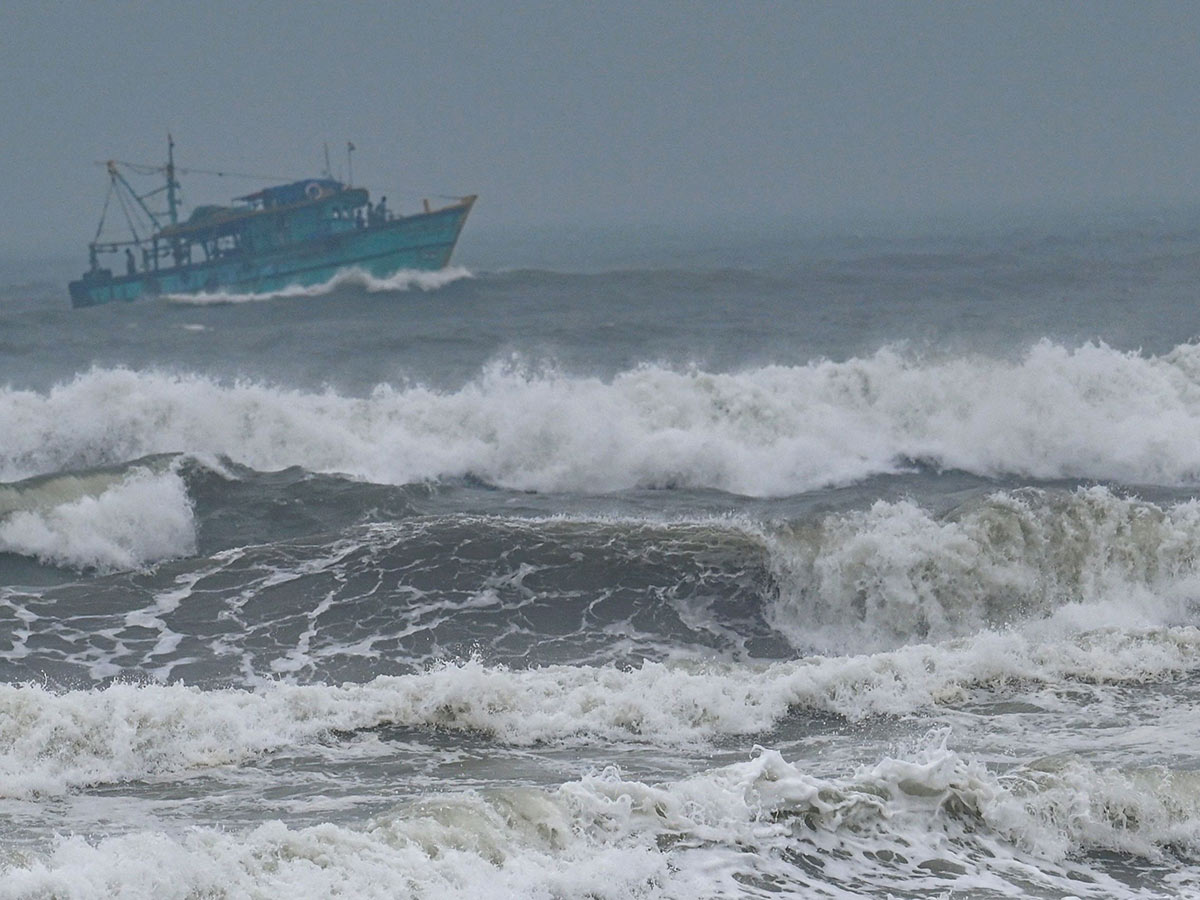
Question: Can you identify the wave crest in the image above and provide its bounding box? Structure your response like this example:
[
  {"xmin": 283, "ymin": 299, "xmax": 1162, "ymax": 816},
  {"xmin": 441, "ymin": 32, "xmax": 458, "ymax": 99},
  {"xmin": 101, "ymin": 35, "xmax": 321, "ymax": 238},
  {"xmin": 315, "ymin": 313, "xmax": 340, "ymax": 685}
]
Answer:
[
  {"xmin": 3, "ymin": 628, "xmax": 1198, "ymax": 797},
  {"xmin": 6, "ymin": 341, "xmax": 1200, "ymax": 492},
  {"xmin": 0, "ymin": 465, "xmax": 195, "ymax": 572},
  {"xmin": 766, "ymin": 486, "xmax": 1200, "ymax": 651}
]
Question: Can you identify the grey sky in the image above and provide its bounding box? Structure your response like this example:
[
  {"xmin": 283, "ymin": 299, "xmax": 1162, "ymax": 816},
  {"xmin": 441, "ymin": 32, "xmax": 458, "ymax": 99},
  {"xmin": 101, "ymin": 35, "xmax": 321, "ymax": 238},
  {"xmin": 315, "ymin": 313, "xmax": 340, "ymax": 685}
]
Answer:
[{"xmin": 4, "ymin": 1, "xmax": 1200, "ymax": 258}]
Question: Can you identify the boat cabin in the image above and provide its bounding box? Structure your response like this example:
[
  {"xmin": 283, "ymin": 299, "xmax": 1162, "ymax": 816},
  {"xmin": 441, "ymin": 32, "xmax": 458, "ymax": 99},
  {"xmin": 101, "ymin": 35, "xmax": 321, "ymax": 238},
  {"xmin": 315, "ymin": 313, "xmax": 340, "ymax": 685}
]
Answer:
[{"xmin": 143, "ymin": 179, "xmax": 372, "ymax": 269}]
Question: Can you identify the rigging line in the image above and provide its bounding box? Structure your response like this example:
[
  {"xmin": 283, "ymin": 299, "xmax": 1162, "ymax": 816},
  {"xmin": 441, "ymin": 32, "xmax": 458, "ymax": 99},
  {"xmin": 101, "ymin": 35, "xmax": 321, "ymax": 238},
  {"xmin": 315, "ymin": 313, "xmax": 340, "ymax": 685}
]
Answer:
[
  {"xmin": 114, "ymin": 184, "xmax": 142, "ymax": 244},
  {"xmin": 376, "ymin": 191, "xmax": 470, "ymax": 203},
  {"xmin": 97, "ymin": 160, "xmax": 162, "ymax": 175},
  {"xmin": 98, "ymin": 160, "xmax": 296, "ymax": 182},
  {"xmin": 92, "ymin": 180, "xmax": 115, "ymax": 243},
  {"xmin": 175, "ymin": 166, "xmax": 295, "ymax": 182}
]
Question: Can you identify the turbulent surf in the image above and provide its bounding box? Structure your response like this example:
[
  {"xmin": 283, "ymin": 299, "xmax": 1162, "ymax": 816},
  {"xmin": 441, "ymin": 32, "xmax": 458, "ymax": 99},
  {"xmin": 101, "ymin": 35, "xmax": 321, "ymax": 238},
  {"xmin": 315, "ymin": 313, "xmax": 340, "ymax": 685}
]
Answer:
[{"xmin": 3, "ymin": 216, "xmax": 1200, "ymax": 897}]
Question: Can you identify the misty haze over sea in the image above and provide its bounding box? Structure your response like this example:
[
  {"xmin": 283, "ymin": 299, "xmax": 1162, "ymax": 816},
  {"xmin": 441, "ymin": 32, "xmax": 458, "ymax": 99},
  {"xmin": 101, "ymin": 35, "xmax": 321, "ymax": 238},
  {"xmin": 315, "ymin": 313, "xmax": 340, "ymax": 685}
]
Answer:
[{"xmin": 7, "ymin": 0, "xmax": 1200, "ymax": 895}]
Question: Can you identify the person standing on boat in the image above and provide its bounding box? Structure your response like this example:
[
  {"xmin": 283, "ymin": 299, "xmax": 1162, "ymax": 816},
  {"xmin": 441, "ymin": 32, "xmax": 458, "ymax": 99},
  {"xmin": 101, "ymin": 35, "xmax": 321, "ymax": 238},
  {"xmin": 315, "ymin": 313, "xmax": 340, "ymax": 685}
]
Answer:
[{"xmin": 125, "ymin": 248, "xmax": 136, "ymax": 275}]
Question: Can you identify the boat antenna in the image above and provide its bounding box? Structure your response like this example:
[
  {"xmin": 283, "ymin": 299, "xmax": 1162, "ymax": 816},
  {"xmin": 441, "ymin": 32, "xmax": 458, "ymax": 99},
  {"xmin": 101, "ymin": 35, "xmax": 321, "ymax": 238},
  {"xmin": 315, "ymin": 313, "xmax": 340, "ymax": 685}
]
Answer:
[
  {"xmin": 166, "ymin": 134, "xmax": 180, "ymax": 226},
  {"xmin": 323, "ymin": 143, "xmax": 332, "ymax": 179},
  {"xmin": 346, "ymin": 141, "xmax": 355, "ymax": 186}
]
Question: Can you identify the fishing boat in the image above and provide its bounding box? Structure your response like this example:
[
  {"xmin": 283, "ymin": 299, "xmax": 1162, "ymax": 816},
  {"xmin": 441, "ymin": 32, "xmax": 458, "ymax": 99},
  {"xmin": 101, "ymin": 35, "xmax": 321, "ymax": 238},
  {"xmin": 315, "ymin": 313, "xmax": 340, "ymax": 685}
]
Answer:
[{"xmin": 68, "ymin": 138, "xmax": 475, "ymax": 307}]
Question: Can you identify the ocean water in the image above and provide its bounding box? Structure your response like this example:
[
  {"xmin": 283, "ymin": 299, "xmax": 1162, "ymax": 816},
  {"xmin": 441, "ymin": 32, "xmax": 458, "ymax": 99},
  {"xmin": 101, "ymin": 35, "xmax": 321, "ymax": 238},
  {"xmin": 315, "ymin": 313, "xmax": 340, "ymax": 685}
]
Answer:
[{"xmin": 3, "ymin": 209, "xmax": 1200, "ymax": 897}]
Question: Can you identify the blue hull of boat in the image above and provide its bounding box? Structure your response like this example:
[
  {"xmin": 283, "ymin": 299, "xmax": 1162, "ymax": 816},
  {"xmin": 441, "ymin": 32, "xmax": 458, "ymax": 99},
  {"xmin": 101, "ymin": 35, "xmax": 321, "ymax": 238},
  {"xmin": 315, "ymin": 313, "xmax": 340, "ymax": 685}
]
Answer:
[{"xmin": 69, "ymin": 199, "xmax": 473, "ymax": 307}]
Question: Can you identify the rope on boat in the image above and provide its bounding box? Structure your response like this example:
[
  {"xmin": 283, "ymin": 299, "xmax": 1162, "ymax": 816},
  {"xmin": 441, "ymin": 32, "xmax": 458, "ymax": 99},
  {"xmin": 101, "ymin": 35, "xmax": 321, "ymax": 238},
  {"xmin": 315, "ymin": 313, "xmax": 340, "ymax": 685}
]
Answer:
[
  {"xmin": 114, "ymin": 180, "xmax": 142, "ymax": 245},
  {"xmin": 92, "ymin": 180, "xmax": 115, "ymax": 243}
]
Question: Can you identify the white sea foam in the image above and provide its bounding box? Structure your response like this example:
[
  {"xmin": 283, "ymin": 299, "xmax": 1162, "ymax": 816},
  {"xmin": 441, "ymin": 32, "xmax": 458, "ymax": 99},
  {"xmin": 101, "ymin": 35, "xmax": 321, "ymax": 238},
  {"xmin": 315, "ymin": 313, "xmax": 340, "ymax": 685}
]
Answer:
[
  {"xmin": 2, "ymin": 620, "xmax": 1198, "ymax": 798},
  {"xmin": 0, "ymin": 819, "xmax": 670, "ymax": 900},
  {"xmin": 765, "ymin": 486, "xmax": 1200, "ymax": 651},
  {"xmin": 0, "ymin": 466, "xmax": 195, "ymax": 572},
  {"xmin": 2, "ymin": 738, "xmax": 1196, "ymax": 899},
  {"xmin": 5, "ymin": 340, "xmax": 1200, "ymax": 492},
  {"xmin": 164, "ymin": 265, "xmax": 471, "ymax": 305}
]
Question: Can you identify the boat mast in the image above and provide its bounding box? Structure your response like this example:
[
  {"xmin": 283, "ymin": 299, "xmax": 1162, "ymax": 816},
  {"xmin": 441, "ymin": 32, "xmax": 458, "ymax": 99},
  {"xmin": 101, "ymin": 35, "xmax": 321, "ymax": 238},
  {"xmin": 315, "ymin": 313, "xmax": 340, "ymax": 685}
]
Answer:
[{"xmin": 166, "ymin": 134, "xmax": 179, "ymax": 226}]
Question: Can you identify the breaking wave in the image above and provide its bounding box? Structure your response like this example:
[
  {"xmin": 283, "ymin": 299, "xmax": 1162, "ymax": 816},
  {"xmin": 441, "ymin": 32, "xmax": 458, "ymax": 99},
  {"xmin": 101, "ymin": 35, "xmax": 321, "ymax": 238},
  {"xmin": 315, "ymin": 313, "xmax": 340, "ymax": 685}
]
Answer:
[
  {"xmin": 765, "ymin": 486, "xmax": 1200, "ymax": 651},
  {"xmin": 0, "ymin": 464, "xmax": 195, "ymax": 572},
  {"xmin": 3, "ymin": 623, "xmax": 1198, "ymax": 797},
  {"xmin": 8, "ymin": 485, "xmax": 1200, "ymax": 684},
  {"xmin": 4, "ymin": 341, "xmax": 1200, "ymax": 492}
]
